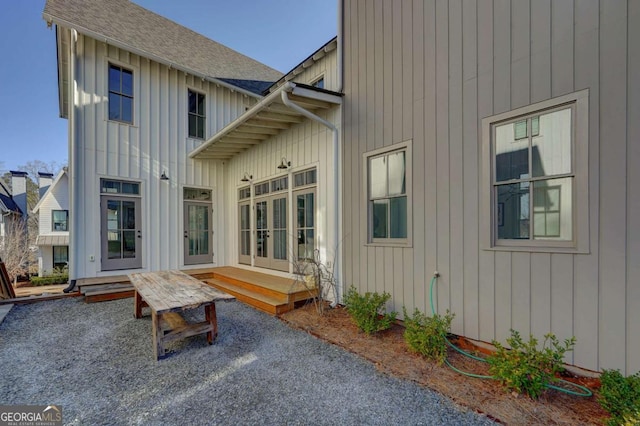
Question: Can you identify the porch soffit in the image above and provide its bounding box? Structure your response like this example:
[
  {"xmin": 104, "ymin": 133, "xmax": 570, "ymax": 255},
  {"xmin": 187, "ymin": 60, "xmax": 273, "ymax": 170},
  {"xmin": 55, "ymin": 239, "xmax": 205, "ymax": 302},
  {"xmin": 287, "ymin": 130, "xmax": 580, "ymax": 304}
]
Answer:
[{"xmin": 189, "ymin": 84, "xmax": 342, "ymax": 161}]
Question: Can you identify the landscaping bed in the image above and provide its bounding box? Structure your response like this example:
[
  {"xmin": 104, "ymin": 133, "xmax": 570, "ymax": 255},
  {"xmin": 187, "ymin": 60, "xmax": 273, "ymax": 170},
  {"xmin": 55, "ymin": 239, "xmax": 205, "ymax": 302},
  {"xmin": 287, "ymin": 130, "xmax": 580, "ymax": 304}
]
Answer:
[{"xmin": 280, "ymin": 303, "xmax": 608, "ymax": 425}]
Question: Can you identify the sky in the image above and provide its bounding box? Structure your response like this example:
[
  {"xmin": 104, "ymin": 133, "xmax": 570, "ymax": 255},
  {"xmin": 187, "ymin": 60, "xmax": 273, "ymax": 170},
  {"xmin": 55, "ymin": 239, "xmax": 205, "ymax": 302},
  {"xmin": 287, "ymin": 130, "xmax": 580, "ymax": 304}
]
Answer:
[{"xmin": 0, "ymin": 0, "xmax": 336, "ymax": 174}]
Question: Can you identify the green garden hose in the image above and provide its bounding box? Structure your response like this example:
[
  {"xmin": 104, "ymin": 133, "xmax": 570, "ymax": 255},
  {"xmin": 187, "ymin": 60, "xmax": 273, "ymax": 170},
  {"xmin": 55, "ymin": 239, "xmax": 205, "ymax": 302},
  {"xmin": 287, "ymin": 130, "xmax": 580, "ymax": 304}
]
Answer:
[{"xmin": 428, "ymin": 275, "xmax": 593, "ymax": 397}]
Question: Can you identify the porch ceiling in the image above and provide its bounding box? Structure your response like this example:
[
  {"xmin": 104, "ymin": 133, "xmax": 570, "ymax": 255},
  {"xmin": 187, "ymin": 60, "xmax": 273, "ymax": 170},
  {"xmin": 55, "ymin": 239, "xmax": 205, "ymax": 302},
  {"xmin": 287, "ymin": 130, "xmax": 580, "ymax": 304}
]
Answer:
[{"xmin": 189, "ymin": 83, "xmax": 342, "ymax": 161}]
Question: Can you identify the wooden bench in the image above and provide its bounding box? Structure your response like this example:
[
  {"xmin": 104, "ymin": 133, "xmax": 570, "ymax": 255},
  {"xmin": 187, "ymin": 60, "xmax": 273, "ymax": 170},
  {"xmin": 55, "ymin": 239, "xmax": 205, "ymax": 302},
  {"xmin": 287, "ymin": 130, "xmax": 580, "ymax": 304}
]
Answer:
[{"xmin": 129, "ymin": 270, "xmax": 235, "ymax": 360}]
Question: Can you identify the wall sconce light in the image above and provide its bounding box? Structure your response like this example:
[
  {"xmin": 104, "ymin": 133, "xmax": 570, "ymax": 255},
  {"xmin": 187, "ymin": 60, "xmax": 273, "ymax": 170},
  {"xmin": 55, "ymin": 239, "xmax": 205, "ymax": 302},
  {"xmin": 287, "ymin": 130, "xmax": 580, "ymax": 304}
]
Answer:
[
  {"xmin": 240, "ymin": 172, "xmax": 253, "ymax": 183},
  {"xmin": 277, "ymin": 157, "xmax": 291, "ymax": 170},
  {"xmin": 160, "ymin": 171, "xmax": 170, "ymax": 181}
]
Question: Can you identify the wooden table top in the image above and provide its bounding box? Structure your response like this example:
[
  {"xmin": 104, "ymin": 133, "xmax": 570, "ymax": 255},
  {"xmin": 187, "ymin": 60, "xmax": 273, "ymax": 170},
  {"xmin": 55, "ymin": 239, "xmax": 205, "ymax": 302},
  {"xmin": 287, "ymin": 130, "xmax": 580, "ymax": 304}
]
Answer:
[{"xmin": 129, "ymin": 270, "xmax": 235, "ymax": 314}]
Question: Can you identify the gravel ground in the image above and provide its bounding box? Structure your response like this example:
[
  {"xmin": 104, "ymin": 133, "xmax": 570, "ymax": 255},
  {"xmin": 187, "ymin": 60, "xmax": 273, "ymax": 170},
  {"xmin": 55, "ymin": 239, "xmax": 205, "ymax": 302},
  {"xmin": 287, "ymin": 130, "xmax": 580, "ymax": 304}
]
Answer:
[{"xmin": 0, "ymin": 298, "xmax": 494, "ymax": 425}]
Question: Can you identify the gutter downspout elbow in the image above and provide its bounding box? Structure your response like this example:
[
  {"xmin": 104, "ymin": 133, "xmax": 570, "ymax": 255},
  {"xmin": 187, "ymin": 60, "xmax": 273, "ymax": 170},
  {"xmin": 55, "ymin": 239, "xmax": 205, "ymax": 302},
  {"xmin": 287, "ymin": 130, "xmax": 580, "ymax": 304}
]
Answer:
[{"xmin": 281, "ymin": 86, "xmax": 341, "ymax": 305}]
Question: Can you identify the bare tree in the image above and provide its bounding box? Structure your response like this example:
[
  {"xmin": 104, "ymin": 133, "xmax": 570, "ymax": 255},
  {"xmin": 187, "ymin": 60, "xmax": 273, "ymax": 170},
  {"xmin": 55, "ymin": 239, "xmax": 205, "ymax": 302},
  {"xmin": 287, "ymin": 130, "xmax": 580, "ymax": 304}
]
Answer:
[{"xmin": 0, "ymin": 216, "xmax": 33, "ymax": 284}]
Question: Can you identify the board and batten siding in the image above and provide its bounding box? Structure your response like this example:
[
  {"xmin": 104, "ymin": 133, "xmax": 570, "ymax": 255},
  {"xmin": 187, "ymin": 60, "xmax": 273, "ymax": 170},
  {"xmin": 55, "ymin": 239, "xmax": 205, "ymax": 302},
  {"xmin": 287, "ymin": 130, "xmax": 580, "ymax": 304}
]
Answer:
[
  {"xmin": 342, "ymin": 0, "xmax": 639, "ymax": 375},
  {"xmin": 225, "ymin": 49, "xmax": 341, "ymax": 275},
  {"xmin": 71, "ymin": 33, "xmax": 254, "ymax": 279}
]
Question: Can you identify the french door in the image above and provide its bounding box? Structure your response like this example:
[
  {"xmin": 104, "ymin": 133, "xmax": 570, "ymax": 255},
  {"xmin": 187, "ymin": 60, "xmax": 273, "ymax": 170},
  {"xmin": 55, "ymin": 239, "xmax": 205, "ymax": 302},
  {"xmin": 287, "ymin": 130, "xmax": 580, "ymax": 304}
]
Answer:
[
  {"xmin": 254, "ymin": 194, "xmax": 289, "ymax": 271},
  {"xmin": 101, "ymin": 196, "xmax": 142, "ymax": 270}
]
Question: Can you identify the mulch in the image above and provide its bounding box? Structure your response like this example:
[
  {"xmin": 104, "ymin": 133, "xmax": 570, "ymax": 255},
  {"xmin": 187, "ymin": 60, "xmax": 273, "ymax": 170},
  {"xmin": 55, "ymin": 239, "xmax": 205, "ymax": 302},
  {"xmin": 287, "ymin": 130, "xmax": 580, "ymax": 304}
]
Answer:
[{"xmin": 280, "ymin": 303, "xmax": 609, "ymax": 425}]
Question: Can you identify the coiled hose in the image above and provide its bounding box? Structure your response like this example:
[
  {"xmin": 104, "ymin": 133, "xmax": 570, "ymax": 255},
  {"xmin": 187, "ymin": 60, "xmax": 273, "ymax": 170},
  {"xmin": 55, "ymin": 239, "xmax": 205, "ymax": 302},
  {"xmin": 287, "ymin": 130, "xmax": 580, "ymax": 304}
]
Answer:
[{"xmin": 429, "ymin": 275, "xmax": 592, "ymax": 397}]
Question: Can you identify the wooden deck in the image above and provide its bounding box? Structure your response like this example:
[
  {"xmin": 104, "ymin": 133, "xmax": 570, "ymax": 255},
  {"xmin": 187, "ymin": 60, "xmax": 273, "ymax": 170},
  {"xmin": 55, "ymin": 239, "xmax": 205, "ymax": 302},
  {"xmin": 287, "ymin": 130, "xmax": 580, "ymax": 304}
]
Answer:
[{"xmin": 76, "ymin": 267, "xmax": 317, "ymax": 314}]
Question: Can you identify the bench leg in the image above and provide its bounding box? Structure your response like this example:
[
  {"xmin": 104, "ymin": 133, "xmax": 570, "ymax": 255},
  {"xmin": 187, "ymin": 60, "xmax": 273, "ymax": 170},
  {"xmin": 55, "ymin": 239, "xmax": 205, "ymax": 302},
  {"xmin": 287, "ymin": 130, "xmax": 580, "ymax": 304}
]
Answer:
[
  {"xmin": 134, "ymin": 291, "xmax": 143, "ymax": 319},
  {"xmin": 152, "ymin": 310, "xmax": 165, "ymax": 360},
  {"xmin": 205, "ymin": 303, "xmax": 218, "ymax": 344}
]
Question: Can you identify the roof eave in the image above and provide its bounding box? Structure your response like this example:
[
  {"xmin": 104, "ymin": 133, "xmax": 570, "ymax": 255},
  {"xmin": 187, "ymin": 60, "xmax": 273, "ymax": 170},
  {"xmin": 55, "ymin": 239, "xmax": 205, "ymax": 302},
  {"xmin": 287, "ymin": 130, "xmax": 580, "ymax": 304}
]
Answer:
[
  {"xmin": 43, "ymin": 13, "xmax": 264, "ymax": 100},
  {"xmin": 189, "ymin": 82, "xmax": 342, "ymax": 161}
]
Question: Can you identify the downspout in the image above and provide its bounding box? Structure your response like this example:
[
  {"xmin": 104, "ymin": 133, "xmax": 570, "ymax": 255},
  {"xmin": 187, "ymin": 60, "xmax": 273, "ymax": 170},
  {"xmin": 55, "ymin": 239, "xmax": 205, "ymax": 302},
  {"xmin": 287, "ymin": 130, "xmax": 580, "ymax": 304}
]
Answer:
[
  {"xmin": 281, "ymin": 83, "xmax": 341, "ymax": 305},
  {"xmin": 64, "ymin": 28, "xmax": 78, "ymax": 293}
]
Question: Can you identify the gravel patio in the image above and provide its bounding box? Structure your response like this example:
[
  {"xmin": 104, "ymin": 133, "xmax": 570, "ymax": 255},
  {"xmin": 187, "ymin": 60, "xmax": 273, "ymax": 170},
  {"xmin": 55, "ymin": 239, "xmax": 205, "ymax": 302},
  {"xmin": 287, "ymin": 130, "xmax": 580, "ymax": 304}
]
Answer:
[{"xmin": 0, "ymin": 298, "xmax": 494, "ymax": 425}]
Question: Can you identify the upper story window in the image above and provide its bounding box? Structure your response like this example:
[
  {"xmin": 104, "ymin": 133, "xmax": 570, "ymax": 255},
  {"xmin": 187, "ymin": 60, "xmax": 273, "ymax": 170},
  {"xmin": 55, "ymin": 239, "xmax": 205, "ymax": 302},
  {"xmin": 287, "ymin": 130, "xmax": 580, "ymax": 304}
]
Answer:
[
  {"xmin": 365, "ymin": 141, "xmax": 412, "ymax": 245},
  {"xmin": 108, "ymin": 64, "xmax": 133, "ymax": 124},
  {"xmin": 52, "ymin": 210, "xmax": 68, "ymax": 231},
  {"xmin": 188, "ymin": 90, "xmax": 206, "ymax": 139},
  {"xmin": 482, "ymin": 89, "xmax": 589, "ymax": 252}
]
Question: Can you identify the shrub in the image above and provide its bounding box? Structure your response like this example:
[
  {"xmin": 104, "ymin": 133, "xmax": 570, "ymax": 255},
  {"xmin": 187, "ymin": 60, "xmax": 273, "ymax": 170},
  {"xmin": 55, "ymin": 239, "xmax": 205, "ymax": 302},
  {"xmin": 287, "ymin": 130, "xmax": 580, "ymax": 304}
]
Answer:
[
  {"xmin": 487, "ymin": 330, "xmax": 575, "ymax": 399},
  {"xmin": 343, "ymin": 286, "xmax": 397, "ymax": 335},
  {"xmin": 599, "ymin": 369, "xmax": 640, "ymax": 426},
  {"xmin": 402, "ymin": 307, "xmax": 454, "ymax": 364},
  {"xmin": 30, "ymin": 274, "xmax": 69, "ymax": 286}
]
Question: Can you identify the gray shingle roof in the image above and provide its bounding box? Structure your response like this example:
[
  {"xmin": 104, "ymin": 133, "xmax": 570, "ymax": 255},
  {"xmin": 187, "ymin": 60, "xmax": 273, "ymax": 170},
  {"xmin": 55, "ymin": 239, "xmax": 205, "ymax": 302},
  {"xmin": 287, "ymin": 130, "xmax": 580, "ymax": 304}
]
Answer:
[
  {"xmin": 43, "ymin": 0, "xmax": 283, "ymax": 83},
  {"xmin": 0, "ymin": 181, "xmax": 21, "ymax": 215}
]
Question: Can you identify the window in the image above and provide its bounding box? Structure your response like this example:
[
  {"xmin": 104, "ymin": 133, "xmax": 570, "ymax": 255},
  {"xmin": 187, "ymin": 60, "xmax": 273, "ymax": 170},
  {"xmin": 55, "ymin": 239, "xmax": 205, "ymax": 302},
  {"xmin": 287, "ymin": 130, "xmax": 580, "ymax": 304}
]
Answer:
[
  {"xmin": 53, "ymin": 246, "xmax": 68, "ymax": 270},
  {"xmin": 108, "ymin": 64, "xmax": 133, "ymax": 123},
  {"xmin": 312, "ymin": 77, "xmax": 324, "ymax": 89},
  {"xmin": 52, "ymin": 210, "xmax": 68, "ymax": 231},
  {"xmin": 294, "ymin": 169, "xmax": 317, "ymax": 187},
  {"xmin": 188, "ymin": 90, "xmax": 206, "ymax": 139},
  {"xmin": 365, "ymin": 142, "xmax": 412, "ymax": 245},
  {"xmin": 482, "ymin": 89, "xmax": 589, "ymax": 252},
  {"xmin": 238, "ymin": 187, "xmax": 251, "ymax": 200},
  {"xmin": 101, "ymin": 179, "xmax": 140, "ymax": 195}
]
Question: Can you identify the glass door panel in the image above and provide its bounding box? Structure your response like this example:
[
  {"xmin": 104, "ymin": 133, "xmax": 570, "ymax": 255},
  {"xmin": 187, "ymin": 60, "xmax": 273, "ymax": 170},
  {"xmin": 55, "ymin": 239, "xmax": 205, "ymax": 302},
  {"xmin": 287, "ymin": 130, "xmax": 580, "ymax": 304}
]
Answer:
[
  {"xmin": 101, "ymin": 196, "xmax": 141, "ymax": 270},
  {"xmin": 184, "ymin": 199, "xmax": 213, "ymax": 265},
  {"xmin": 270, "ymin": 196, "xmax": 289, "ymax": 271},
  {"xmin": 254, "ymin": 200, "xmax": 269, "ymax": 268},
  {"xmin": 238, "ymin": 203, "xmax": 251, "ymax": 265},
  {"xmin": 295, "ymin": 189, "xmax": 316, "ymax": 262}
]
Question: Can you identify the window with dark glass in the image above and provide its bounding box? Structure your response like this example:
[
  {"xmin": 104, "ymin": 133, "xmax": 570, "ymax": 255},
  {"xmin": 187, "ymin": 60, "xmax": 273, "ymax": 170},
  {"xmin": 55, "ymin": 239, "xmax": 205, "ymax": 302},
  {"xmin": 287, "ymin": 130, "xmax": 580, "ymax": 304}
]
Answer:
[
  {"xmin": 368, "ymin": 149, "xmax": 407, "ymax": 240},
  {"xmin": 53, "ymin": 246, "xmax": 68, "ymax": 270},
  {"xmin": 494, "ymin": 107, "xmax": 573, "ymax": 241},
  {"xmin": 312, "ymin": 77, "xmax": 324, "ymax": 89},
  {"xmin": 108, "ymin": 64, "xmax": 133, "ymax": 123},
  {"xmin": 188, "ymin": 90, "xmax": 206, "ymax": 139},
  {"xmin": 52, "ymin": 210, "xmax": 68, "ymax": 231}
]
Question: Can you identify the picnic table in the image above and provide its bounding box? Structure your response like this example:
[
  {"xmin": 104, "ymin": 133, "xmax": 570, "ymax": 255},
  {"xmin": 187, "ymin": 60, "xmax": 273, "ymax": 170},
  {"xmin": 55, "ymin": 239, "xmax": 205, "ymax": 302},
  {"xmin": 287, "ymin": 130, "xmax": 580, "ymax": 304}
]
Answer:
[{"xmin": 129, "ymin": 270, "xmax": 235, "ymax": 360}]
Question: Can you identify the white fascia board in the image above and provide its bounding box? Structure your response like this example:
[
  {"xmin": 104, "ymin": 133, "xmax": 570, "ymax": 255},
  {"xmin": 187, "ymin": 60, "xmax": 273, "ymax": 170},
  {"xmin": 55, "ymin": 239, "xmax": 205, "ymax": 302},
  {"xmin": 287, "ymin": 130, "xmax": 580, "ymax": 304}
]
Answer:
[
  {"xmin": 32, "ymin": 170, "xmax": 67, "ymax": 213},
  {"xmin": 43, "ymin": 14, "xmax": 264, "ymax": 100}
]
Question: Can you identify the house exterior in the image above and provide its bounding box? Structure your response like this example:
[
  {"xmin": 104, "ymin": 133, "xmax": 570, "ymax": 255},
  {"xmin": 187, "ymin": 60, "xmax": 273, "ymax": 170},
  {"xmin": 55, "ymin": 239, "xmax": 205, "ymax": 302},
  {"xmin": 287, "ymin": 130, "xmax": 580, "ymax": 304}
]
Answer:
[
  {"xmin": 45, "ymin": 0, "xmax": 639, "ymax": 375},
  {"xmin": 341, "ymin": 0, "xmax": 639, "ymax": 376},
  {"xmin": 0, "ymin": 172, "xmax": 27, "ymax": 248},
  {"xmin": 32, "ymin": 169, "xmax": 69, "ymax": 275},
  {"xmin": 43, "ymin": 0, "xmax": 341, "ymax": 293}
]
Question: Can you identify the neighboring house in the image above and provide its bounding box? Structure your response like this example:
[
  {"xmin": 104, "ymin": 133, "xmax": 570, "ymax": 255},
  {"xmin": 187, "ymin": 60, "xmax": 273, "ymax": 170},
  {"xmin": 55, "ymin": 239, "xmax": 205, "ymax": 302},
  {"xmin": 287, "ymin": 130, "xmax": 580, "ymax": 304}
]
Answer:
[
  {"xmin": 44, "ymin": 0, "xmax": 639, "ymax": 376},
  {"xmin": 341, "ymin": 0, "xmax": 639, "ymax": 376},
  {"xmin": 0, "ymin": 172, "xmax": 27, "ymax": 247},
  {"xmin": 32, "ymin": 169, "xmax": 69, "ymax": 276}
]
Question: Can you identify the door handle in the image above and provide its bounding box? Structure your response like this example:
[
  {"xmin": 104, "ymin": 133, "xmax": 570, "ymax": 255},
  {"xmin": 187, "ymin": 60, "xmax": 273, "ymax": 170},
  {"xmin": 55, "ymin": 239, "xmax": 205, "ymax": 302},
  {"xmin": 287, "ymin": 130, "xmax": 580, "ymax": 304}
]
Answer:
[
  {"xmin": 184, "ymin": 231, "xmax": 188, "ymax": 239},
  {"xmin": 137, "ymin": 230, "xmax": 142, "ymax": 239}
]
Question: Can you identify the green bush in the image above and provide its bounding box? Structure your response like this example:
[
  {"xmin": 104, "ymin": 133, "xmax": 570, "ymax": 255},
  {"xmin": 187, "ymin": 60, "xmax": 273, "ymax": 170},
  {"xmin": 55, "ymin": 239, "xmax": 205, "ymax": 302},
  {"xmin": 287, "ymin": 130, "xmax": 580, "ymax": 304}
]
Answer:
[
  {"xmin": 31, "ymin": 274, "xmax": 69, "ymax": 286},
  {"xmin": 343, "ymin": 286, "xmax": 397, "ymax": 335},
  {"xmin": 599, "ymin": 369, "xmax": 640, "ymax": 426},
  {"xmin": 487, "ymin": 330, "xmax": 575, "ymax": 399},
  {"xmin": 402, "ymin": 307, "xmax": 454, "ymax": 364}
]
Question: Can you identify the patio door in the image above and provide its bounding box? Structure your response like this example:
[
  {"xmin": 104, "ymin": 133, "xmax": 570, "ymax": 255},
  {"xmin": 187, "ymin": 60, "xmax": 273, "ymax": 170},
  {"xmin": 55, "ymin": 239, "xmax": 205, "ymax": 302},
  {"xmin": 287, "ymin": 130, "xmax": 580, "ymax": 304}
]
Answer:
[
  {"xmin": 101, "ymin": 195, "xmax": 142, "ymax": 271},
  {"xmin": 184, "ymin": 188, "xmax": 213, "ymax": 265},
  {"xmin": 254, "ymin": 194, "xmax": 289, "ymax": 271}
]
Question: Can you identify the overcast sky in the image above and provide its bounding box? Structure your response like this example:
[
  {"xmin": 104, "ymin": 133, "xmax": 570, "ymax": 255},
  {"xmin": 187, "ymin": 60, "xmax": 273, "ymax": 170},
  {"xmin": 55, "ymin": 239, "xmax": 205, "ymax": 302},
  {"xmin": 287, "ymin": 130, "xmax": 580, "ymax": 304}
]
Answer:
[{"xmin": 0, "ymin": 0, "xmax": 336, "ymax": 173}]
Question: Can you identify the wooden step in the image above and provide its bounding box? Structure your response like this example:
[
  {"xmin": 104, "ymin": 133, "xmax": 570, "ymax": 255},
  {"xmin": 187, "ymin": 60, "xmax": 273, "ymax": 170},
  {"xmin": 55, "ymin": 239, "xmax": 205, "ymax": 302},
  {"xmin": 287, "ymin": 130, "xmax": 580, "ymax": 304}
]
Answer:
[
  {"xmin": 83, "ymin": 283, "xmax": 135, "ymax": 303},
  {"xmin": 204, "ymin": 278, "xmax": 291, "ymax": 315},
  {"xmin": 212, "ymin": 267, "xmax": 312, "ymax": 300},
  {"xmin": 76, "ymin": 275, "xmax": 130, "ymax": 288}
]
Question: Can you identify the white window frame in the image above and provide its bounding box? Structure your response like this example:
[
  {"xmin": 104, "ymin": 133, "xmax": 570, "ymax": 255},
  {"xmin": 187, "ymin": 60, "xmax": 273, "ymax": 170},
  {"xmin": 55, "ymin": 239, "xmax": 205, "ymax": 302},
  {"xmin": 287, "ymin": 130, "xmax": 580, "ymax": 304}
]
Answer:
[
  {"xmin": 481, "ymin": 89, "xmax": 589, "ymax": 253},
  {"xmin": 363, "ymin": 140, "xmax": 413, "ymax": 247}
]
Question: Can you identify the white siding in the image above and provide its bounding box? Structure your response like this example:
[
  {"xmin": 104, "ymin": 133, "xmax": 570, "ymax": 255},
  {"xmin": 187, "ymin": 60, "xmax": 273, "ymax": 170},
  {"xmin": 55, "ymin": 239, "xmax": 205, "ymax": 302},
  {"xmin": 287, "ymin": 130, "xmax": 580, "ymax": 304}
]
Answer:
[
  {"xmin": 71, "ymin": 34, "xmax": 252, "ymax": 278},
  {"xmin": 292, "ymin": 48, "xmax": 339, "ymax": 91},
  {"xmin": 38, "ymin": 173, "xmax": 69, "ymax": 236},
  {"xmin": 343, "ymin": 0, "xmax": 639, "ymax": 375}
]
